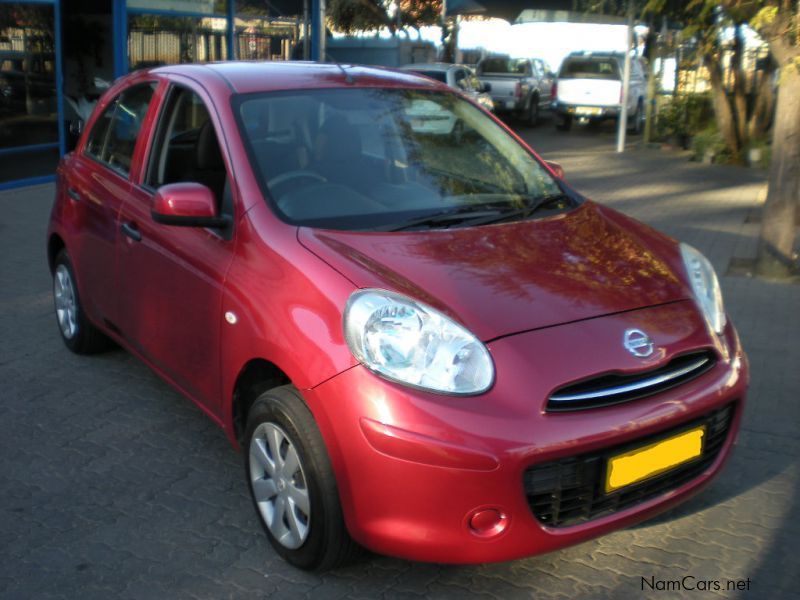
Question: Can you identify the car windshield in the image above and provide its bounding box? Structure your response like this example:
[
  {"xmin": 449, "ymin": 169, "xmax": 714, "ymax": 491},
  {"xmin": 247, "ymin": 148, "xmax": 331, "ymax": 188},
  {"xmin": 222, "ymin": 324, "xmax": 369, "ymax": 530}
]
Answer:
[
  {"xmin": 236, "ymin": 87, "xmax": 567, "ymax": 231},
  {"xmin": 559, "ymin": 58, "xmax": 620, "ymax": 80}
]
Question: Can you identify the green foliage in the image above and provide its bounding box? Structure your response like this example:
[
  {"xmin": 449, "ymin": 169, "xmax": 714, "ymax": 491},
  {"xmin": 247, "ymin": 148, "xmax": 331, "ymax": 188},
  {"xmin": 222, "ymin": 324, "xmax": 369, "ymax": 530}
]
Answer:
[
  {"xmin": 656, "ymin": 93, "xmax": 714, "ymax": 142},
  {"xmin": 691, "ymin": 125, "xmax": 728, "ymax": 162},
  {"xmin": 745, "ymin": 137, "xmax": 772, "ymax": 169},
  {"xmin": 327, "ymin": 0, "xmax": 441, "ymax": 34}
]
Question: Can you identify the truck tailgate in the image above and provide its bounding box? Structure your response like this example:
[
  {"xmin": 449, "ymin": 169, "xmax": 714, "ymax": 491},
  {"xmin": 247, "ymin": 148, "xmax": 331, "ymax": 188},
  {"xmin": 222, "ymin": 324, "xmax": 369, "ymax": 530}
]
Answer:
[
  {"xmin": 558, "ymin": 78, "xmax": 621, "ymax": 107},
  {"xmin": 479, "ymin": 75, "xmax": 519, "ymax": 103}
]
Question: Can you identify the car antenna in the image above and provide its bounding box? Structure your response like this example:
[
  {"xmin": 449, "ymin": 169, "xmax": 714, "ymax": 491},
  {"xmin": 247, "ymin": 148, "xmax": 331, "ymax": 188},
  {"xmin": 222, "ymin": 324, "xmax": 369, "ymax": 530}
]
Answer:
[{"xmin": 326, "ymin": 54, "xmax": 355, "ymax": 85}]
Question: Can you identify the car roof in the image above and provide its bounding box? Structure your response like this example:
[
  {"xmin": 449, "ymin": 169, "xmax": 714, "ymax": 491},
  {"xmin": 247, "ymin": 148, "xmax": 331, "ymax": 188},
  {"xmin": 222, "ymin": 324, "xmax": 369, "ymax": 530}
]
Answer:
[
  {"xmin": 146, "ymin": 61, "xmax": 442, "ymax": 95},
  {"xmin": 401, "ymin": 63, "xmax": 470, "ymax": 72}
]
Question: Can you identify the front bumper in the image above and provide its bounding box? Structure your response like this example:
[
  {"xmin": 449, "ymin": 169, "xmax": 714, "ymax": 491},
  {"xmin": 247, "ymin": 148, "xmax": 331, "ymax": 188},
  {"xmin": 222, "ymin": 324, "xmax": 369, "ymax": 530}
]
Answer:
[{"xmin": 304, "ymin": 301, "xmax": 748, "ymax": 564}]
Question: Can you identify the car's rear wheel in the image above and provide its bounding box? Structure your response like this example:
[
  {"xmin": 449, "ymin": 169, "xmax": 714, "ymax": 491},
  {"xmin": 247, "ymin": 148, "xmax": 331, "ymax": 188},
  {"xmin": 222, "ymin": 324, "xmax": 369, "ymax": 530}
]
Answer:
[
  {"xmin": 526, "ymin": 95, "xmax": 539, "ymax": 126},
  {"xmin": 53, "ymin": 249, "xmax": 111, "ymax": 354},
  {"xmin": 244, "ymin": 385, "xmax": 360, "ymax": 571}
]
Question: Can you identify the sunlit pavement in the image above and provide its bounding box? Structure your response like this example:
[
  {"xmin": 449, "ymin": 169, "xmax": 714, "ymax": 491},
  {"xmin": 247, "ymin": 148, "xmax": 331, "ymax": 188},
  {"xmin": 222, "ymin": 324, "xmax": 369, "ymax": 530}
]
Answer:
[{"xmin": 2, "ymin": 119, "xmax": 798, "ymax": 599}]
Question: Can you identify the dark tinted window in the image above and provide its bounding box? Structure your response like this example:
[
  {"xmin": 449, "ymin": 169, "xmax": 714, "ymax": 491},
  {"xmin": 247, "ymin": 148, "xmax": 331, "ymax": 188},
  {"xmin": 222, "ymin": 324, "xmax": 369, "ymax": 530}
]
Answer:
[
  {"xmin": 86, "ymin": 83, "xmax": 156, "ymax": 175},
  {"xmin": 559, "ymin": 58, "xmax": 620, "ymax": 80},
  {"xmin": 412, "ymin": 70, "xmax": 447, "ymax": 83},
  {"xmin": 478, "ymin": 58, "xmax": 530, "ymax": 76}
]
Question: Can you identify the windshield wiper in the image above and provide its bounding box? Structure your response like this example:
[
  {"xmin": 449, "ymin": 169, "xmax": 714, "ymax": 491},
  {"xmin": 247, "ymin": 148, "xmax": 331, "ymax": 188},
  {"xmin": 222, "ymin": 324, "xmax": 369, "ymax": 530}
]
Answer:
[
  {"xmin": 376, "ymin": 205, "xmax": 510, "ymax": 232},
  {"xmin": 465, "ymin": 193, "xmax": 573, "ymax": 227}
]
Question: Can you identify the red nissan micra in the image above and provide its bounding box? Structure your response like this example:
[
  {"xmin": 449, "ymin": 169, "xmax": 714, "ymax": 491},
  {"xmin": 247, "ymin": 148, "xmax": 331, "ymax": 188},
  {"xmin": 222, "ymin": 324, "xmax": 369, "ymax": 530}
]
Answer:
[{"xmin": 47, "ymin": 62, "xmax": 748, "ymax": 571}]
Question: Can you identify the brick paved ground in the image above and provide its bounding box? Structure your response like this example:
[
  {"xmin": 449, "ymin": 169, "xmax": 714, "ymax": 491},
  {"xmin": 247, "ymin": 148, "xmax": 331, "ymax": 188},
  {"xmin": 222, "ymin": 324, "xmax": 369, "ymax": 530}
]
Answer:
[{"xmin": 1, "ymin": 120, "xmax": 798, "ymax": 600}]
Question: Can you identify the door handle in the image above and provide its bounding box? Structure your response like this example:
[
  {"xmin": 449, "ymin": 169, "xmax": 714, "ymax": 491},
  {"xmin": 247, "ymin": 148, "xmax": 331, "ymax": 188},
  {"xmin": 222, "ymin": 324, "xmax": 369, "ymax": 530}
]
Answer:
[
  {"xmin": 67, "ymin": 187, "xmax": 81, "ymax": 201},
  {"xmin": 121, "ymin": 222, "xmax": 142, "ymax": 242}
]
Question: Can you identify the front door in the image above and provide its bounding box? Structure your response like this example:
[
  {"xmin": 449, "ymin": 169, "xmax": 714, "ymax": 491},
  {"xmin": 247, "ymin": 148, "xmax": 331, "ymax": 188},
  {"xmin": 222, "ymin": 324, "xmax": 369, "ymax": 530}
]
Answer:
[{"xmin": 115, "ymin": 83, "xmax": 236, "ymax": 413}]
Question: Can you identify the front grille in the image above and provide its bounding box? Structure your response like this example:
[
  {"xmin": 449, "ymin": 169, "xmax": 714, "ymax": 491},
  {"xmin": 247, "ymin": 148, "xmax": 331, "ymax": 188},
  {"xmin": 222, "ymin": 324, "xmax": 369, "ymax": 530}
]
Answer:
[
  {"xmin": 523, "ymin": 403, "xmax": 735, "ymax": 528},
  {"xmin": 547, "ymin": 350, "xmax": 717, "ymax": 412}
]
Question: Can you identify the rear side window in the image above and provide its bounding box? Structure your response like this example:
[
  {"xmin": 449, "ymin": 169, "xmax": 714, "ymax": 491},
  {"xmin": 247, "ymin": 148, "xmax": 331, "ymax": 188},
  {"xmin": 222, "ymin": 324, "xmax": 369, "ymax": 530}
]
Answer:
[
  {"xmin": 478, "ymin": 58, "xmax": 531, "ymax": 76},
  {"xmin": 85, "ymin": 83, "xmax": 156, "ymax": 176},
  {"xmin": 559, "ymin": 58, "xmax": 620, "ymax": 80}
]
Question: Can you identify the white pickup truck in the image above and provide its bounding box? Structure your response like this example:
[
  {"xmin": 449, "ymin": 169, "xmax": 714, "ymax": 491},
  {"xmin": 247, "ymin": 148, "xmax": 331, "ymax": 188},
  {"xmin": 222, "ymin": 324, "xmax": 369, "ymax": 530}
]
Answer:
[
  {"xmin": 552, "ymin": 52, "xmax": 646, "ymax": 132},
  {"xmin": 476, "ymin": 56, "xmax": 554, "ymax": 126}
]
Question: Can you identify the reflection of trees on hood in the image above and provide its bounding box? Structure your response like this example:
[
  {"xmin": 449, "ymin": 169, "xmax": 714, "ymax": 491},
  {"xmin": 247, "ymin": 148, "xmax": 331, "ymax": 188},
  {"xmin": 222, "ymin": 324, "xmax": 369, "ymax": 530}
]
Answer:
[{"xmin": 398, "ymin": 203, "xmax": 681, "ymax": 306}]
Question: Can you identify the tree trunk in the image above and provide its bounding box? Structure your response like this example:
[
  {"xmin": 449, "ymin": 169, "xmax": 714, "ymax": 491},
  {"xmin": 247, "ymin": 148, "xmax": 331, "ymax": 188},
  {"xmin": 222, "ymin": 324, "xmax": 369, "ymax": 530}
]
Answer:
[
  {"xmin": 706, "ymin": 53, "xmax": 741, "ymax": 157},
  {"xmin": 731, "ymin": 23, "xmax": 749, "ymax": 148},
  {"xmin": 748, "ymin": 57, "xmax": 776, "ymax": 140},
  {"xmin": 755, "ymin": 66, "xmax": 800, "ymax": 277}
]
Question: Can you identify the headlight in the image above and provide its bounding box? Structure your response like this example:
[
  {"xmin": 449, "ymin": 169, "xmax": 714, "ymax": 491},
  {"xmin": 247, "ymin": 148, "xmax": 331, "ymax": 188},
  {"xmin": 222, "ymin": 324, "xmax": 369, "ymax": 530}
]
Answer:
[
  {"xmin": 343, "ymin": 289, "xmax": 494, "ymax": 395},
  {"xmin": 680, "ymin": 243, "xmax": 726, "ymax": 334}
]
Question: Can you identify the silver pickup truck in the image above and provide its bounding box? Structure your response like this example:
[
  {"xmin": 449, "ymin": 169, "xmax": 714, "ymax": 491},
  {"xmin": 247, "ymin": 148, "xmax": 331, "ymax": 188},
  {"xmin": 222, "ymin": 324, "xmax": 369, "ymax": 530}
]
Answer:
[{"xmin": 476, "ymin": 56, "xmax": 554, "ymax": 126}]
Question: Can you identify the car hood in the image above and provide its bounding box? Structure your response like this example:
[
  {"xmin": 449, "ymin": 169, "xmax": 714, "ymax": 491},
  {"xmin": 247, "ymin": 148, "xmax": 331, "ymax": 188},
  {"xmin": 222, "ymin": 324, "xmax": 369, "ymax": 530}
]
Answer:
[{"xmin": 298, "ymin": 201, "xmax": 692, "ymax": 341}]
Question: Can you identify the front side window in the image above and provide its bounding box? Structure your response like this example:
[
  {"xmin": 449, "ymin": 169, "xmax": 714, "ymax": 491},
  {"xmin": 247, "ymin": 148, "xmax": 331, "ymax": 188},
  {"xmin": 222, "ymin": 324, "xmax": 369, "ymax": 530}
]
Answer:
[
  {"xmin": 237, "ymin": 88, "xmax": 570, "ymax": 231},
  {"xmin": 85, "ymin": 83, "xmax": 156, "ymax": 175},
  {"xmin": 147, "ymin": 86, "xmax": 228, "ymax": 212}
]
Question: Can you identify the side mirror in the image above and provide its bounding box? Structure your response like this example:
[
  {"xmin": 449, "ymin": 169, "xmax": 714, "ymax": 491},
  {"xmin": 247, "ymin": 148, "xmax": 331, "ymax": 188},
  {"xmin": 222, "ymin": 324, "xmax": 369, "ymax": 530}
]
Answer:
[
  {"xmin": 545, "ymin": 161, "xmax": 565, "ymax": 179},
  {"xmin": 151, "ymin": 182, "xmax": 230, "ymax": 228}
]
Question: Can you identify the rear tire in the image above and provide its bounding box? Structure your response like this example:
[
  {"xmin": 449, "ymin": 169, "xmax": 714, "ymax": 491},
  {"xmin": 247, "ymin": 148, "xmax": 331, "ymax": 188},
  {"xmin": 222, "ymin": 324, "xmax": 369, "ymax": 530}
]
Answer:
[
  {"xmin": 52, "ymin": 249, "xmax": 111, "ymax": 354},
  {"xmin": 555, "ymin": 114, "xmax": 572, "ymax": 131},
  {"xmin": 244, "ymin": 385, "xmax": 360, "ymax": 571},
  {"xmin": 526, "ymin": 95, "xmax": 540, "ymax": 126}
]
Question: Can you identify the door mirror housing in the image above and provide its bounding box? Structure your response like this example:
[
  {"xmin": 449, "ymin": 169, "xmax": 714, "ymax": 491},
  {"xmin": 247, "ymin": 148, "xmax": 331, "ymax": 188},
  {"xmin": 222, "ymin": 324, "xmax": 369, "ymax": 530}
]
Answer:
[
  {"xmin": 151, "ymin": 182, "xmax": 231, "ymax": 228},
  {"xmin": 545, "ymin": 161, "xmax": 565, "ymax": 179}
]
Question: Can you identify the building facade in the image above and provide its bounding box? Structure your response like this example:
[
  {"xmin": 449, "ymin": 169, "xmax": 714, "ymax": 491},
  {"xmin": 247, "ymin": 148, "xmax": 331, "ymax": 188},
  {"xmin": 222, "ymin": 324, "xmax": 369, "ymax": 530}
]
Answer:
[{"xmin": 0, "ymin": 0, "xmax": 309, "ymax": 189}]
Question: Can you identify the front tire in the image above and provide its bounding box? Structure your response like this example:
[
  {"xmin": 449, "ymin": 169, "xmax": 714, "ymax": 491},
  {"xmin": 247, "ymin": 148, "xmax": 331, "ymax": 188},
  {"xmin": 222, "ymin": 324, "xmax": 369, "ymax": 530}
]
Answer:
[
  {"xmin": 52, "ymin": 249, "xmax": 111, "ymax": 354},
  {"xmin": 244, "ymin": 385, "xmax": 359, "ymax": 571}
]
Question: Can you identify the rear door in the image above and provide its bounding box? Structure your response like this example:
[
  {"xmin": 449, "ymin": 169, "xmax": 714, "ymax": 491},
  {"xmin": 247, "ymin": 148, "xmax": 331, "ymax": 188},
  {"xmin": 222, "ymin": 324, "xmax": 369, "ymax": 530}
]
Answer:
[
  {"xmin": 64, "ymin": 82, "xmax": 157, "ymax": 328},
  {"xmin": 115, "ymin": 81, "xmax": 237, "ymax": 413}
]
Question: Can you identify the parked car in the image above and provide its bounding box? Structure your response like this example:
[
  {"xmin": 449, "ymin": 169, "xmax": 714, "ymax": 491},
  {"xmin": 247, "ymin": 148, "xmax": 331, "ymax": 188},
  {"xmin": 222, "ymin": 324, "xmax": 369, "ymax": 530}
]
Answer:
[
  {"xmin": 553, "ymin": 51, "xmax": 647, "ymax": 132},
  {"xmin": 48, "ymin": 62, "xmax": 748, "ymax": 571},
  {"xmin": 476, "ymin": 55, "xmax": 554, "ymax": 125},
  {"xmin": 401, "ymin": 63, "xmax": 494, "ymax": 112}
]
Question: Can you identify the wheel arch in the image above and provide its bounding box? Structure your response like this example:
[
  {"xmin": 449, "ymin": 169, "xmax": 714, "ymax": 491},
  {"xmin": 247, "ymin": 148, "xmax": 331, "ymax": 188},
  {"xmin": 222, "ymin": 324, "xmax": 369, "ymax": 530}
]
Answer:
[
  {"xmin": 231, "ymin": 358, "xmax": 291, "ymax": 445},
  {"xmin": 47, "ymin": 233, "xmax": 66, "ymax": 274}
]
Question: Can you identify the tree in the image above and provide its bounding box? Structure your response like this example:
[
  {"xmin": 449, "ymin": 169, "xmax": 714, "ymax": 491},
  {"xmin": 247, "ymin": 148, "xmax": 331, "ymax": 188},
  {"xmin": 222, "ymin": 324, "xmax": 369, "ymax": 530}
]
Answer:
[
  {"xmin": 646, "ymin": 0, "xmax": 797, "ymax": 277},
  {"xmin": 727, "ymin": 1, "xmax": 799, "ymax": 277},
  {"xmin": 327, "ymin": 0, "xmax": 441, "ymax": 35}
]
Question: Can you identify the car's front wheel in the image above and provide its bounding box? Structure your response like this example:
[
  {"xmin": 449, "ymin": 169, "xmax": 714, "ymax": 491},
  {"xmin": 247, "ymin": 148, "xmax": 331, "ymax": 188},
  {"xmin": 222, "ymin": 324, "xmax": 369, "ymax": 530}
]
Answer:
[
  {"xmin": 244, "ymin": 385, "xmax": 359, "ymax": 571},
  {"xmin": 52, "ymin": 249, "xmax": 111, "ymax": 354}
]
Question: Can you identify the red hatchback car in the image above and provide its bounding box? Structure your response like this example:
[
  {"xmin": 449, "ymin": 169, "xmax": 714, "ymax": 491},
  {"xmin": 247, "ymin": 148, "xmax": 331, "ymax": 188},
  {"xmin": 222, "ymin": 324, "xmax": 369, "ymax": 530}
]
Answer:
[{"xmin": 47, "ymin": 62, "xmax": 748, "ymax": 571}]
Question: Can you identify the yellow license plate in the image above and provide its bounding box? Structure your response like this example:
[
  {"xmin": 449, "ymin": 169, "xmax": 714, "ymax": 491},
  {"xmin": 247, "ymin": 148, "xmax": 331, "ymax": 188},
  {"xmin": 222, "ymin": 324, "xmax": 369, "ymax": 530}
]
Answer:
[
  {"xmin": 575, "ymin": 106, "xmax": 602, "ymax": 115},
  {"xmin": 605, "ymin": 426, "xmax": 706, "ymax": 493}
]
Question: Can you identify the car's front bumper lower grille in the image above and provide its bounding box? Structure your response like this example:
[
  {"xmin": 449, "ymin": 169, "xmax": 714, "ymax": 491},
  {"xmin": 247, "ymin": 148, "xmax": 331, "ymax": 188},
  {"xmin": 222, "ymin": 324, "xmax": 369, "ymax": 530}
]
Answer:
[
  {"xmin": 547, "ymin": 350, "xmax": 717, "ymax": 411},
  {"xmin": 523, "ymin": 402, "xmax": 735, "ymax": 528}
]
